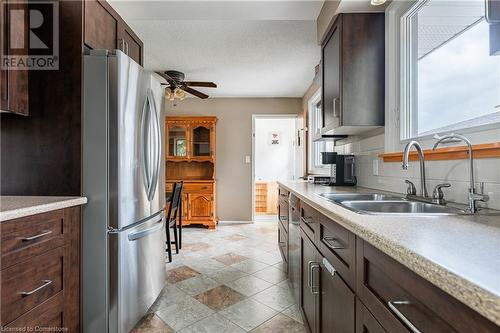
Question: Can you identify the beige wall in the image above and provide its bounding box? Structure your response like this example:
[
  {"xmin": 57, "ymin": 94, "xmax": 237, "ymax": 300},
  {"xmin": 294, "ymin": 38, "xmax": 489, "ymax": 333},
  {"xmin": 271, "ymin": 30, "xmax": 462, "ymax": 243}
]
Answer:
[{"xmin": 165, "ymin": 98, "xmax": 302, "ymax": 221}]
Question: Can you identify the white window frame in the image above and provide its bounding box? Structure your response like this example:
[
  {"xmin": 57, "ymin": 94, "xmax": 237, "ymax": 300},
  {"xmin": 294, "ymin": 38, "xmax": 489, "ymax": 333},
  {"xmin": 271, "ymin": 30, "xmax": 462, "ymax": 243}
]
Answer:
[
  {"xmin": 385, "ymin": 0, "xmax": 500, "ymax": 153},
  {"xmin": 307, "ymin": 89, "xmax": 329, "ymax": 174}
]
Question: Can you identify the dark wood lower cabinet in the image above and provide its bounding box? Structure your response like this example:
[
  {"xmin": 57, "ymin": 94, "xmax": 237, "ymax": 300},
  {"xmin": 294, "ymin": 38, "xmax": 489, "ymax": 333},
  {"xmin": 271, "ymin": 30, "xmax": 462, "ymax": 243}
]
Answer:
[
  {"xmin": 319, "ymin": 257, "xmax": 355, "ymax": 333},
  {"xmin": 301, "ymin": 230, "xmax": 318, "ymax": 333},
  {"xmin": 281, "ymin": 185, "xmax": 500, "ymax": 333},
  {"xmin": 356, "ymin": 300, "xmax": 387, "ymax": 333},
  {"xmin": 0, "ymin": 206, "xmax": 81, "ymax": 332},
  {"xmin": 300, "ymin": 228, "xmax": 355, "ymax": 333},
  {"xmin": 357, "ymin": 239, "xmax": 499, "ymax": 333}
]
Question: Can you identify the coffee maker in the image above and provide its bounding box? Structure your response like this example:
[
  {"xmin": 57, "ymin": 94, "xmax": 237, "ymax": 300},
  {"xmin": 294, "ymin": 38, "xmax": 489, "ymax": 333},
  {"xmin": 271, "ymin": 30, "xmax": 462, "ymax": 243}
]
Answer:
[{"xmin": 321, "ymin": 152, "xmax": 357, "ymax": 186}]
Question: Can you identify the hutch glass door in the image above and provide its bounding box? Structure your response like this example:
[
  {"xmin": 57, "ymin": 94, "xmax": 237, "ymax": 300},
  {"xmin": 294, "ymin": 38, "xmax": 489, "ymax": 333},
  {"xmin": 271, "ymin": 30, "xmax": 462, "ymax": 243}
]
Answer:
[{"xmin": 168, "ymin": 125, "xmax": 188, "ymax": 158}]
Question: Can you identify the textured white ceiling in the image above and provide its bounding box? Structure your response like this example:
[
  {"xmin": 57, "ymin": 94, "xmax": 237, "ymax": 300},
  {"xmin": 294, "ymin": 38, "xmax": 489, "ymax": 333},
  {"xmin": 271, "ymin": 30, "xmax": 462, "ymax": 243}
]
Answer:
[{"xmin": 108, "ymin": 1, "xmax": 322, "ymax": 97}]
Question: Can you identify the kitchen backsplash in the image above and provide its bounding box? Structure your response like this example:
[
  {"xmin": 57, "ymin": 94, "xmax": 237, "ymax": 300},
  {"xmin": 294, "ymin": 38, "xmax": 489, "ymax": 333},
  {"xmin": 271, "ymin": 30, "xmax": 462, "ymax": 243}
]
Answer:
[{"xmin": 335, "ymin": 134, "xmax": 500, "ymax": 210}]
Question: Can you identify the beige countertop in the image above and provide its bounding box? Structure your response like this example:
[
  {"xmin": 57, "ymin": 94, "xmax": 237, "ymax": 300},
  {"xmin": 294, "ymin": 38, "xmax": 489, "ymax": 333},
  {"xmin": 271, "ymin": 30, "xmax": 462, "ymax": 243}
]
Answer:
[
  {"xmin": 278, "ymin": 180, "xmax": 500, "ymax": 326},
  {"xmin": 0, "ymin": 196, "xmax": 88, "ymax": 222}
]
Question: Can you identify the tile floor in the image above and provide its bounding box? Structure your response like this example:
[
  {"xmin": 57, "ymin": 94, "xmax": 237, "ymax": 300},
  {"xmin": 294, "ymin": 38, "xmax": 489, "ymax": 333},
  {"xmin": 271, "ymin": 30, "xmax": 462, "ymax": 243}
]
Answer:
[{"xmin": 131, "ymin": 219, "xmax": 305, "ymax": 333}]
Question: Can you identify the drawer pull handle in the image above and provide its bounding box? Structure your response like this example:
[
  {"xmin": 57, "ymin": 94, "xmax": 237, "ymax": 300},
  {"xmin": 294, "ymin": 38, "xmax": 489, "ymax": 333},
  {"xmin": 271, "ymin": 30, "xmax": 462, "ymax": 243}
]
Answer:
[
  {"xmin": 301, "ymin": 217, "xmax": 313, "ymax": 224},
  {"xmin": 279, "ymin": 215, "xmax": 288, "ymax": 222},
  {"xmin": 21, "ymin": 230, "xmax": 53, "ymax": 241},
  {"xmin": 388, "ymin": 301, "xmax": 422, "ymax": 333},
  {"xmin": 280, "ymin": 193, "xmax": 287, "ymax": 197},
  {"xmin": 201, "ymin": 186, "xmax": 208, "ymax": 189},
  {"xmin": 278, "ymin": 241, "xmax": 286, "ymax": 246},
  {"xmin": 19, "ymin": 280, "xmax": 53, "ymax": 297},
  {"xmin": 322, "ymin": 236, "xmax": 345, "ymax": 250}
]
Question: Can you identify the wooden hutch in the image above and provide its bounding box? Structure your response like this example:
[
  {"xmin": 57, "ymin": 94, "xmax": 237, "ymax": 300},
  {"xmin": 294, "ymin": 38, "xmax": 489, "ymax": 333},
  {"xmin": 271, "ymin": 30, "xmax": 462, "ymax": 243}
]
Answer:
[{"xmin": 165, "ymin": 116, "xmax": 218, "ymax": 229}]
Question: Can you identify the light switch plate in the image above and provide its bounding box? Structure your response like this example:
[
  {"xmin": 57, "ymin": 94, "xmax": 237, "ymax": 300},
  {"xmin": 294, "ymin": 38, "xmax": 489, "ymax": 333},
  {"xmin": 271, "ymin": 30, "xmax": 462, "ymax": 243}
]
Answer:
[{"xmin": 245, "ymin": 155, "xmax": 251, "ymax": 164}]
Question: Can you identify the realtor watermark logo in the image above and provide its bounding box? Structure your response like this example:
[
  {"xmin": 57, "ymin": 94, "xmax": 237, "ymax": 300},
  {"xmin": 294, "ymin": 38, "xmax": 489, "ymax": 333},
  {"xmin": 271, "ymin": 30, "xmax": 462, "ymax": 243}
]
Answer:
[{"xmin": 1, "ymin": 0, "xmax": 59, "ymax": 70}]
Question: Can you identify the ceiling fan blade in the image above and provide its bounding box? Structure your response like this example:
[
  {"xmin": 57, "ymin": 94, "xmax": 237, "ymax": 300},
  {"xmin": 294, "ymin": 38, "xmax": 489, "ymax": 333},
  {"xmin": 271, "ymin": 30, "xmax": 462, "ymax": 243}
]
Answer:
[
  {"xmin": 182, "ymin": 86, "xmax": 209, "ymax": 99},
  {"xmin": 184, "ymin": 81, "xmax": 217, "ymax": 88},
  {"xmin": 155, "ymin": 71, "xmax": 175, "ymax": 82}
]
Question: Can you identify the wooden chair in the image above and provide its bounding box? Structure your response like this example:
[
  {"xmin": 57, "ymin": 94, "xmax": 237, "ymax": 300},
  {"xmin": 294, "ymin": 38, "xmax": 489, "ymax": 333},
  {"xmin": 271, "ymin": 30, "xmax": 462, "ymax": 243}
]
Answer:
[{"xmin": 166, "ymin": 182, "xmax": 183, "ymax": 262}]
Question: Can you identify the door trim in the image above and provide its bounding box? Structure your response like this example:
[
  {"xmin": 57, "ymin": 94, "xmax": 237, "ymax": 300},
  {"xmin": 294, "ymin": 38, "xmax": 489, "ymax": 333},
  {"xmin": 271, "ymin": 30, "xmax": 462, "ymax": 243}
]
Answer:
[{"xmin": 251, "ymin": 114, "xmax": 298, "ymax": 222}]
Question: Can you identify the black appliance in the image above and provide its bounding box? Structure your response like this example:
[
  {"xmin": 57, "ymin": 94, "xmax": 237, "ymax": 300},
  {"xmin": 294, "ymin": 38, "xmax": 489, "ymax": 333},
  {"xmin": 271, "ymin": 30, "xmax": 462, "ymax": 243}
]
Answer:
[{"xmin": 321, "ymin": 152, "xmax": 357, "ymax": 186}]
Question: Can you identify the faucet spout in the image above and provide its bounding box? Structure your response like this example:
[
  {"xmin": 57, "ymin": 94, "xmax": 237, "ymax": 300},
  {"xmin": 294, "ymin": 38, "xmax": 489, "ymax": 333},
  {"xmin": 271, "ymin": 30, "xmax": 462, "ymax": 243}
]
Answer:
[
  {"xmin": 433, "ymin": 133, "xmax": 487, "ymax": 213},
  {"xmin": 402, "ymin": 140, "xmax": 428, "ymax": 197}
]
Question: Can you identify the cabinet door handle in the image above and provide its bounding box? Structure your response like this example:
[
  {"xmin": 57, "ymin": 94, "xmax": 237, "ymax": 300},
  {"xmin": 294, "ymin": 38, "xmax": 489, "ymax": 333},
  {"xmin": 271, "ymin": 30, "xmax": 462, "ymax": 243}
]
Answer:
[
  {"xmin": 279, "ymin": 215, "xmax": 287, "ymax": 222},
  {"xmin": 22, "ymin": 230, "xmax": 53, "ymax": 241},
  {"xmin": 322, "ymin": 236, "xmax": 345, "ymax": 250},
  {"xmin": 388, "ymin": 301, "xmax": 422, "ymax": 333},
  {"xmin": 310, "ymin": 262, "xmax": 321, "ymax": 295},
  {"xmin": 19, "ymin": 280, "xmax": 53, "ymax": 296},
  {"xmin": 333, "ymin": 98, "xmax": 340, "ymax": 118},
  {"xmin": 301, "ymin": 217, "xmax": 313, "ymax": 224},
  {"xmin": 307, "ymin": 261, "xmax": 314, "ymax": 290}
]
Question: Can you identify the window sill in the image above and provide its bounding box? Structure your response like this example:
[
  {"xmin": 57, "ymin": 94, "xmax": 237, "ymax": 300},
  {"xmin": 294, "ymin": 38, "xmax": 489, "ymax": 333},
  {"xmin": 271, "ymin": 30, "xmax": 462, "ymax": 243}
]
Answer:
[{"xmin": 379, "ymin": 142, "xmax": 500, "ymax": 162}]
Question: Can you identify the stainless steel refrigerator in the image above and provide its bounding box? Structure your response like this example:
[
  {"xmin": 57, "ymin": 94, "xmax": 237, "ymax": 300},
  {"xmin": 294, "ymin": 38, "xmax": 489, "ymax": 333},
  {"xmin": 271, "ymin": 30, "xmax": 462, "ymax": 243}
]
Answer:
[{"xmin": 82, "ymin": 50, "xmax": 166, "ymax": 333}]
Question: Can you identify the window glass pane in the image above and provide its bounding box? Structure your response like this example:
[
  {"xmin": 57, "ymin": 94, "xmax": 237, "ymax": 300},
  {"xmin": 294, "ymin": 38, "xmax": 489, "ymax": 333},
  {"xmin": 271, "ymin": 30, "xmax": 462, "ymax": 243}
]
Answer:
[{"xmin": 405, "ymin": 0, "xmax": 500, "ymax": 137}]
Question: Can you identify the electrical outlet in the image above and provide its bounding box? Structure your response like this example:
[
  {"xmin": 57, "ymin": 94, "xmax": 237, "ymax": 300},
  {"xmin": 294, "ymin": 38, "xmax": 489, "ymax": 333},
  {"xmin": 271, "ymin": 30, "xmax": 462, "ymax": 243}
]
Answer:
[{"xmin": 372, "ymin": 159, "xmax": 379, "ymax": 176}]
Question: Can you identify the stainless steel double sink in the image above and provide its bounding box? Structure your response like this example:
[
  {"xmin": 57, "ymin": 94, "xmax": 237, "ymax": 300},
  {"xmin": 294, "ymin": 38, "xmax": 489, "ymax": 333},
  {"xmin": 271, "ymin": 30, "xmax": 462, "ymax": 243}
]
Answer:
[{"xmin": 318, "ymin": 193, "xmax": 468, "ymax": 215}]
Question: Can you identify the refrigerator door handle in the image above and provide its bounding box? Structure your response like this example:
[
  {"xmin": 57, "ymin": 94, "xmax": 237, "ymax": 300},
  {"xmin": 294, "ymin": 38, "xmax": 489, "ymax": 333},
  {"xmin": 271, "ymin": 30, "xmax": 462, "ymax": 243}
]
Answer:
[
  {"xmin": 141, "ymin": 93, "xmax": 152, "ymax": 197},
  {"xmin": 147, "ymin": 89, "xmax": 161, "ymax": 201},
  {"xmin": 127, "ymin": 217, "xmax": 165, "ymax": 241}
]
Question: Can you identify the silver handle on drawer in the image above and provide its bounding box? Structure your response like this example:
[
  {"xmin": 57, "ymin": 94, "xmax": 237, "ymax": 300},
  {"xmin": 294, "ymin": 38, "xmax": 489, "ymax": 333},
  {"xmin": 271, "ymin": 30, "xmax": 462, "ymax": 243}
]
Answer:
[
  {"xmin": 310, "ymin": 262, "xmax": 321, "ymax": 294},
  {"xmin": 322, "ymin": 236, "xmax": 345, "ymax": 250},
  {"xmin": 301, "ymin": 217, "xmax": 313, "ymax": 224},
  {"xmin": 19, "ymin": 280, "xmax": 53, "ymax": 296},
  {"xmin": 388, "ymin": 301, "xmax": 422, "ymax": 333},
  {"xmin": 21, "ymin": 230, "xmax": 53, "ymax": 241},
  {"xmin": 279, "ymin": 215, "xmax": 287, "ymax": 222},
  {"xmin": 322, "ymin": 257, "xmax": 336, "ymax": 276},
  {"xmin": 278, "ymin": 241, "xmax": 286, "ymax": 246}
]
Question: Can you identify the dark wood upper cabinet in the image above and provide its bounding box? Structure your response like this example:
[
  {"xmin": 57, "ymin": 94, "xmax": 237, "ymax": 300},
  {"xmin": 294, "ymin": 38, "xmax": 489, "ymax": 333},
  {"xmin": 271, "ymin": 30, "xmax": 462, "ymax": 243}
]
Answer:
[
  {"xmin": 321, "ymin": 13, "xmax": 385, "ymax": 136},
  {"xmin": 1, "ymin": 0, "xmax": 29, "ymax": 115},
  {"xmin": 117, "ymin": 21, "xmax": 143, "ymax": 65},
  {"xmin": 84, "ymin": 0, "xmax": 118, "ymax": 51},
  {"xmin": 84, "ymin": 0, "xmax": 143, "ymax": 65}
]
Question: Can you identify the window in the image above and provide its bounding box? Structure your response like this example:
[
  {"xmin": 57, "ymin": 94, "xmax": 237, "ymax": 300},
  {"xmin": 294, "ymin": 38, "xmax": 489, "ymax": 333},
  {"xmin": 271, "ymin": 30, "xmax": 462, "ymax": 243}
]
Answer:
[
  {"xmin": 308, "ymin": 90, "xmax": 334, "ymax": 174},
  {"xmin": 401, "ymin": 0, "xmax": 500, "ymax": 140}
]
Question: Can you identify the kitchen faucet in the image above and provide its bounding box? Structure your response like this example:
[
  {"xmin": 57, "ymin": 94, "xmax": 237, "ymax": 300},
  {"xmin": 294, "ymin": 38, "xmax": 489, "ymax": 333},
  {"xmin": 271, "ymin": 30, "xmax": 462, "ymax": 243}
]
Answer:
[
  {"xmin": 402, "ymin": 140, "xmax": 429, "ymax": 198},
  {"xmin": 433, "ymin": 133, "xmax": 489, "ymax": 213}
]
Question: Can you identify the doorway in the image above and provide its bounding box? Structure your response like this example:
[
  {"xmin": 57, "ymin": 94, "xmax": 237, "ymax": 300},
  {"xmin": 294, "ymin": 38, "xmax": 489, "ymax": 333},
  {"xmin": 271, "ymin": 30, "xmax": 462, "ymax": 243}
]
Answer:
[{"xmin": 252, "ymin": 115, "xmax": 300, "ymax": 222}]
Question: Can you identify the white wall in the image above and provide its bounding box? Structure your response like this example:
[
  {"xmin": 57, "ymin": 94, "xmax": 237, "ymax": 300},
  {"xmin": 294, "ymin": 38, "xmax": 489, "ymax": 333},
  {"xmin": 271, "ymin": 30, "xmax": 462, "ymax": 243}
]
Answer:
[{"xmin": 254, "ymin": 117, "xmax": 296, "ymax": 181}]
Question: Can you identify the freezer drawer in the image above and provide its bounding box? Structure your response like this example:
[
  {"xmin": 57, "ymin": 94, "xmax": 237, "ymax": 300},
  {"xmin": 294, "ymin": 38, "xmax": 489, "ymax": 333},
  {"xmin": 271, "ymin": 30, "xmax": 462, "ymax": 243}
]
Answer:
[{"xmin": 109, "ymin": 214, "xmax": 166, "ymax": 333}]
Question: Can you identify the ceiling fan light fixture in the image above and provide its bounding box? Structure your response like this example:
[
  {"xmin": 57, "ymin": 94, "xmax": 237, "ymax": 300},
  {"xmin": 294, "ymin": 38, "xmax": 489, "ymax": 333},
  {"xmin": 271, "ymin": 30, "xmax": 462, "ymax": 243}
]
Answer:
[
  {"xmin": 165, "ymin": 87, "xmax": 175, "ymax": 101},
  {"xmin": 174, "ymin": 87, "xmax": 186, "ymax": 100},
  {"xmin": 370, "ymin": 0, "xmax": 386, "ymax": 6}
]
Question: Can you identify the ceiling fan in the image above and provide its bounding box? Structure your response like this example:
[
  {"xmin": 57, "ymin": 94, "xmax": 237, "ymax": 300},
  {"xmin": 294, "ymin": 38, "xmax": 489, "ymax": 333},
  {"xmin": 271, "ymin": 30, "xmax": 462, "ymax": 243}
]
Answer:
[{"xmin": 155, "ymin": 70, "xmax": 217, "ymax": 100}]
